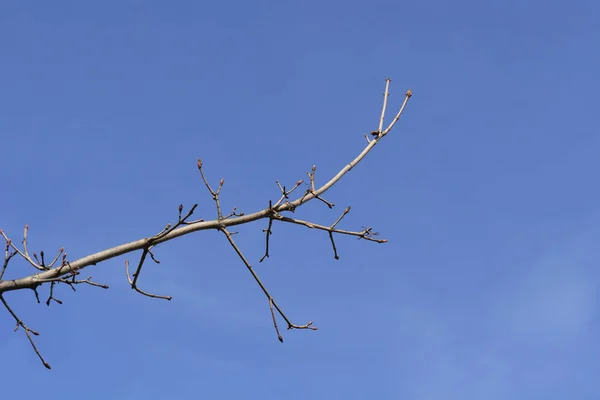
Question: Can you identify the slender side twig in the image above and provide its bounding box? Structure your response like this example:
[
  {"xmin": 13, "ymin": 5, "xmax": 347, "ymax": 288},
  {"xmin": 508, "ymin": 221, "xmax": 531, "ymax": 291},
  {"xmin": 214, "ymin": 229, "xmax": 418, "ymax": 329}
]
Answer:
[
  {"xmin": 220, "ymin": 226, "xmax": 316, "ymax": 341},
  {"xmin": 0, "ymin": 295, "xmax": 51, "ymax": 369},
  {"xmin": 274, "ymin": 214, "xmax": 386, "ymax": 243},
  {"xmin": 45, "ymin": 282, "xmax": 62, "ymax": 305},
  {"xmin": 222, "ymin": 206, "xmax": 244, "ymax": 220},
  {"xmin": 378, "ymin": 78, "xmax": 392, "ymax": 134},
  {"xmin": 197, "ymin": 159, "xmax": 225, "ymax": 220},
  {"xmin": 381, "ymin": 89, "xmax": 412, "ymax": 136},
  {"xmin": 22, "ymin": 225, "xmax": 30, "ymax": 261},
  {"xmin": 273, "ymin": 180, "xmax": 304, "ymax": 208},
  {"xmin": 1, "ymin": 228, "xmax": 44, "ymax": 271},
  {"xmin": 46, "ymin": 248, "xmax": 64, "ymax": 268},
  {"xmin": 125, "ymin": 254, "xmax": 171, "ymax": 300},
  {"xmin": 269, "ymin": 298, "xmax": 283, "ymax": 342},
  {"xmin": 260, "ymin": 201, "xmax": 274, "ymax": 263},
  {"xmin": 1, "ymin": 240, "xmax": 17, "ymax": 280},
  {"xmin": 301, "ymin": 166, "xmax": 334, "ymax": 208},
  {"xmin": 123, "ymin": 203, "xmax": 201, "ymax": 301},
  {"xmin": 328, "ymin": 206, "xmax": 352, "ymax": 260},
  {"xmin": 37, "ymin": 271, "xmax": 108, "ymax": 305}
]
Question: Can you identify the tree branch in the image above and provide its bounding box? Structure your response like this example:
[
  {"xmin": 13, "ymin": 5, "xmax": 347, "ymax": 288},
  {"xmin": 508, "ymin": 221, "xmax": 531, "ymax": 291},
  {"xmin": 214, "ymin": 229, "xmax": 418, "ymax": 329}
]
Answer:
[{"xmin": 0, "ymin": 79, "xmax": 412, "ymax": 368}]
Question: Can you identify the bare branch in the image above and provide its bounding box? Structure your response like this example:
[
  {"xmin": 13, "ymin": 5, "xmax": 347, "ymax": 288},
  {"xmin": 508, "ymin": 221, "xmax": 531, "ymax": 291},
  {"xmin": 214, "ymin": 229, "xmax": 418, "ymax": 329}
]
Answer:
[
  {"xmin": 378, "ymin": 78, "xmax": 392, "ymax": 134},
  {"xmin": 273, "ymin": 180, "xmax": 304, "ymax": 208},
  {"xmin": 328, "ymin": 232, "xmax": 340, "ymax": 260},
  {"xmin": 125, "ymin": 256, "xmax": 172, "ymax": 301},
  {"xmin": 260, "ymin": 201, "xmax": 274, "ymax": 263},
  {"xmin": 382, "ymin": 89, "xmax": 412, "ymax": 136},
  {"xmin": 45, "ymin": 282, "xmax": 62, "ymax": 306},
  {"xmin": 220, "ymin": 226, "xmax": 316, "ymax": 340},
  {"xmin": 22, "ymin": 225, "xmax": 30, "ymax": 260},
  {"xmin": 197, "ymin": 159, "xmax": 225, "ymax": 220},
  {"xmin": 222, "ymin": 206, "xmax": 244, "ymax": 220},
  {"xmin": 273, "ymin": 214, "xmax": 386, "ymax": 243},
  {"xmin": 328, "ymin": 206, "xmax": 351, "ymax": 260},
  {"xmin": 269, "ymin": 298, "xmax": 283, "ymax": 342},
  {"xmin": 331, "ymin": 206, "xmax": 351, "ymax": 229},
  {"xmin": 0, "ymin": 79, "xmax": 412, "ymax": 367},
  {"xmin": 276, "ymin": 86, "xmax": 412, "ymax": 212},
  {"xmin": 1, "ymin": 228, "xmax": 45, "ymax": 271},
  {"xmin": 47, "ymin": 247, "xmax": 64, "ymax": 268},
  {"xmin": 1, "ymin": 238, "xmax": 17, "ymax": 280},
  {"xmin": 300, "ymin": 166, "xmax": 335, "ymax": 209},
  {"xmin": 1, "ymin": 295, "xmax": 51, "ymax": 369}
]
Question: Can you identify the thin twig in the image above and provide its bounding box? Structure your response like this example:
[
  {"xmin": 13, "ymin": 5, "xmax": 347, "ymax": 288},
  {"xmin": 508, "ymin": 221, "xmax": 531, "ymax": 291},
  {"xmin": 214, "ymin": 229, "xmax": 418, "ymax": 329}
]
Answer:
[
  {"xmin": 122, "ymin": 203, "xmax": 200, "ymax": 301},
  {"xmin": 1, "ymin": 295, "xmax": 51, "ymax": 369},
  {"xmin": 381, "ymin": 89, "xmax": 412, "ymax": 136},
  {"xmin": 269, "ymin": 298, "xmax": 283, "ymax": 342},
  {"xmin": 331, "ymin": 206, "xmax": 351, "ymax": 229},
  {"xmin": 22, "ymin": 225, "xmax": 30, "ymax": 259},
  {"xmin": 274, "ymin": 180, "xmax": 304, "ymax": 208},
  {"xmin": 197, "ymin": 159, "xmax": 225, "ymax": 220},
  {"xmin": 260, "ymin": 202, "xmax": 274, "ymax": 263},
  {"xmin": 222, "ymin": 206, "xmax": 244, "ymax": 220},
  {"xmin": 303, "ymin": 166, "xmax": 334, "ymax": 208},
  {"xmin": 125, "ymin": 257, "xmax": 171, "ymax": 301},
  {"xmin": 273, "ymin": 215, "xmax": 387, "ymax": 243},
  {"xmin": 378, "ymin": 78, "xmax": 392, "ymax": 134},
  {"xmin": 47, "ymin": 248, "xmax": 64, "ymax": 268},
  {"xmin": 45, "ymin": 282, "xmax": 62, "ymax": 305},
  {"xmin": 1, "ymin": 229, "xmax": 44, "ymax": 271},
  {"xmin": 220, "ymin": 226, "xmax": 316, "ymax": 339},
  {"xmin": 328, "ymin": 232, "xmax": 339, "ymax": 260},
  {"xmin": 328, "ymin": 206, "xmax": 351, "ymax": 259},
  {"xmin": 1, "ymin": 240, "xmax": 17, "ymax": 280}
]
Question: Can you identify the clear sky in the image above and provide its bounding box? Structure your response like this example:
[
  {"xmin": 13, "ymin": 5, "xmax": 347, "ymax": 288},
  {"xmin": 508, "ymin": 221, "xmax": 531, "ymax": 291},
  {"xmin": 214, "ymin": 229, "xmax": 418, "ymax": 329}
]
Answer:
[{"xmin": 1, "ymin": 1, "xmax": 599, "ymax": 398}]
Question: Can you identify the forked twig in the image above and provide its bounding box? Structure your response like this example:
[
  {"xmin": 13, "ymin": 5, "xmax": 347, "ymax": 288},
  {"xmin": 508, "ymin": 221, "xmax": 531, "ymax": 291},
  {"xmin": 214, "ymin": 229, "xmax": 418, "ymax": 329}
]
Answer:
[
  {"xmin": 381, "ymin": 89, "xmax": 412, "ymax": 136},
  {"xmin": 123, "ymin": 202, "xmax": 203, "ymax": 301},
  {"xmin": 328, "ymin": 206, "xmax": 351, "ymax": 259},
  {"xmin": 197, "ymin": 159, "xmax": 225, "ymax": 220},
  {"xmin": 125, "ymin": 255, "xmax": 171, "ymax": 301}
]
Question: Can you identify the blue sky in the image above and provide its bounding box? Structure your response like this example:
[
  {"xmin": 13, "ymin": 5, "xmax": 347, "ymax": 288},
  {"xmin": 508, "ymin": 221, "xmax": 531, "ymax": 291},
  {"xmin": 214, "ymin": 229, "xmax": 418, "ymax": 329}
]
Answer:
[{"xmin": 1, "ymin": 0, "xmax": 599, "ymax": 398}]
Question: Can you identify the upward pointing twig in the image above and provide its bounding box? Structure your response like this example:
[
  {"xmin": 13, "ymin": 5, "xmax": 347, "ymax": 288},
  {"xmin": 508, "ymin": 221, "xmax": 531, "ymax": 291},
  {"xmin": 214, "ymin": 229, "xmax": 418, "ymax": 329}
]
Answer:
[{"xmin": 378, "ymin": 78, "xmax": 392, "ymax": 134}]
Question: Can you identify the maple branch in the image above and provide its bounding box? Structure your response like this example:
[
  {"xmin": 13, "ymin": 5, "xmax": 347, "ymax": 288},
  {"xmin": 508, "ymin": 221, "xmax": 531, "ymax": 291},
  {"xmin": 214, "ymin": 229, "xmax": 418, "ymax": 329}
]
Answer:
[{"xmin": 0, "ymin": 79, "xmax": 412, "ymax": 367}]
